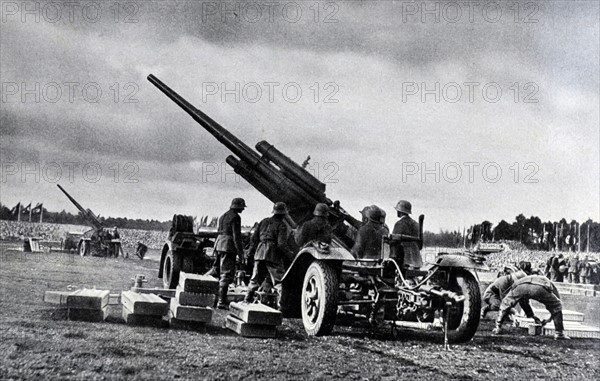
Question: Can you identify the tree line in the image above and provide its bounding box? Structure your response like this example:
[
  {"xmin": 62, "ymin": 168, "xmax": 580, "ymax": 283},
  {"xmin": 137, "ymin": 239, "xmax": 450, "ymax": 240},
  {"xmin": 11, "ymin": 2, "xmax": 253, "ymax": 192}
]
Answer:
[
  {"xmin": 1, "ymin": 203, "xmax": 597, "ymax": 251},
  {"xmin": 0, "ymin": 203, "xmax": 172, "ymax": 231}
]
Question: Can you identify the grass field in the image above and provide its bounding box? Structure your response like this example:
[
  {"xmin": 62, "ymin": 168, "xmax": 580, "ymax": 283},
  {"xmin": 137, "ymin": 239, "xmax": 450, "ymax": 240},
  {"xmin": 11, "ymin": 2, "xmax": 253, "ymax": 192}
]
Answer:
[{"xmin": 1, "ymin": 243, "xmax": 598, "ymax": 380}]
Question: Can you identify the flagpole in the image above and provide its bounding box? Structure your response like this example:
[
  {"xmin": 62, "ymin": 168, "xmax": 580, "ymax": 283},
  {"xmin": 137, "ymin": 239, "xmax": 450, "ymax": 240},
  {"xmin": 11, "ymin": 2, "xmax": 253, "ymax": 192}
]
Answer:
[
  {"xmin": 40, "ymin": 204, "xmax": 43, "ymax": 223},
  {"xmin": 587, "ymin": 223, "xmax": 591, "ymax": 252},
  {"xmin": 17, "ymin": 202, "xmax": 21, "ymax": 222},
  {"xmin": 577, "ymin": 222, "xmax": 581, "ymax": 252},
  {"xmin": 29, "ymin": 202, "xmax": 32, "ymax": 222}
]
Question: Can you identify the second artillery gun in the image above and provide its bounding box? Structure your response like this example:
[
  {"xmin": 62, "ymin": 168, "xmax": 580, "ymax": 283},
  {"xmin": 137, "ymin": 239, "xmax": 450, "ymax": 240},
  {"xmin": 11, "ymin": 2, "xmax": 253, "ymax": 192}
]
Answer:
[
  {"xmin": 57, "ymin": 184, "xmax": 122, "ymax": 257},
  {"xmin": 148, "ymin": 75, "xmax": 488, "ymax": 342}
]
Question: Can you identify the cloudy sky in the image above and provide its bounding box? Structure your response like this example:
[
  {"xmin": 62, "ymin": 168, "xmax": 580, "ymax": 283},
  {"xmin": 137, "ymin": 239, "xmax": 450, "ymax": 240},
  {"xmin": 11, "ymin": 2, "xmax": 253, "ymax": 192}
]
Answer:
[{"xmin": 1, "ymin": 0, "xmax": 598, "ymax": 231}]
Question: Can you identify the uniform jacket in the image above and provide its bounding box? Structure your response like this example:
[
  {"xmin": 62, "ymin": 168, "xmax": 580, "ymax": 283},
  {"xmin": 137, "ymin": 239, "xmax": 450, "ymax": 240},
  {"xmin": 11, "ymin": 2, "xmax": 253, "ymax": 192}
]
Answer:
[
  {"xmin": 551, "ymin": 256, "xmax": 565, "ymax": 272},
  {"xmin": 214, "ymin": 209, "xmax": 243, "ymax": 256},
  {"xmin": 579, "ymin": 260, "xmax": 591, "ymax": 277},
  {"xmin": 392, "ymin": 215, "xmax": 422, "ymax": 268},
  {"xmin": 513, "ymin": 275, "xmax": 559, "ymax": 295},
  {"xmin": 295, "ymin": 216, "xmax": 333, "ymax": 247},
  {"xmin": 351, "ymin": 220, "xmax": 385, "ymax": 260},
  {"xmin": 483, "ymin": 271, "xmax": 526, "ymax": 301},
  {"xmin": 568, "ymin": 257, "xmax": 579, "ymax": 273},
  {"xmin": 248, "ymin": 216, "xmax": 290, "ymax": 264}
]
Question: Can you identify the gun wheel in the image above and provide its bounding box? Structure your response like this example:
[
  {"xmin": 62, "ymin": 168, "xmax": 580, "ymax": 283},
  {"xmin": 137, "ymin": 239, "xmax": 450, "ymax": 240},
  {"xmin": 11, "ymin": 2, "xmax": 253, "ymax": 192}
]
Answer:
[
  {"xmin": 163, "ymin": 250, "xmax": 181, "ymax": 289},
  {"xmin": 301, "ymin": 261, "xmax": 338, "ymax": 336},
  {"xmin": 78, "ymin": 241, "xmax": 89, "ymax": 257},
  {"xmin": 444, "ymin": 270, "xmax": 481, "ymax": 343}
]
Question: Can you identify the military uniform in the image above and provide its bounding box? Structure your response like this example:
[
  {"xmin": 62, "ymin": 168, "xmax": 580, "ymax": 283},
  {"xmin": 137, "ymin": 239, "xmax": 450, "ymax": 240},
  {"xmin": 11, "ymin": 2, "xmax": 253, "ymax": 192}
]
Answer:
[
  {"xmin": 392, "ymin": 215, "xmax": 422, "ymax": 269},
  {"xmin": 579, "ymin": 258, "xmax": 591, "ymax": 284},
  {"xmin": 495, "ymin": 275, "xmax": 569, "ymax": 339},
  {"xmin": 245, "ymin": 204, "xmax": 291, "ymax": 306},
  {"xmin": 352, "ymin": 219, "xmax": 385, "ymax": 261},
  {"xmin": 550, "ymin": 255, "xmax": 565, "ymax": 282},
  {"xmin": 207, "ymin": 200, "xmax": 245, "ymax": 308},
  {"xmin": 568, "ymin": 257, "xmax": 579, "ymax": 283},
  {"xmin": 295, "ymin": 216, "xmax": 333, "ymax": 247},
  {"xmin": 481, "ymin": 271, "xmax": 526, "ymax": 317}
]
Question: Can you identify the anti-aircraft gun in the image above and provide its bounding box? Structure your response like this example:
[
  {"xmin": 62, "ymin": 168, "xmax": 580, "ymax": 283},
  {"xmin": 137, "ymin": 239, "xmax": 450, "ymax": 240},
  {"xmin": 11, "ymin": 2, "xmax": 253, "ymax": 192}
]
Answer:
[
  {"xmin": 57, "ymin": 184, "xmax": 122, "ymax": 257},
  {"xmin": 148, "ymin": 75, "xmax": 488, "ymax": 342}
]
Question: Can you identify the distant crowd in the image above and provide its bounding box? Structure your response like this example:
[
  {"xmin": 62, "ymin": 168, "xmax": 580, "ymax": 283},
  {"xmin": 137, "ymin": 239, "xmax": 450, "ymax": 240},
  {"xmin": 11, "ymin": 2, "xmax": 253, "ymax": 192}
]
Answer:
[
  {"xmin": 486, "ymin": 249, "xmax": 600, "ymax": 285},
  {"xmin": 0, "ymin": 220, "xmax": 166, "ymax": 250}
]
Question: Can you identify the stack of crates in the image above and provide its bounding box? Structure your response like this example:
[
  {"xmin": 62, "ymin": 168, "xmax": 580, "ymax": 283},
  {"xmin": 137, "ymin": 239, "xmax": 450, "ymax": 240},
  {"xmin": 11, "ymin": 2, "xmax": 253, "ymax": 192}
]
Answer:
[
  {"xmin": 121, "ymin": 290, "xmax": 169, "ymax": 328},
  {"xmin": 226, "ymin": 302, "xmax": 282, "ymax": 338},
  {"xmin": 169, "ymin": 272, "xmax": 218, "ymax": 330}
]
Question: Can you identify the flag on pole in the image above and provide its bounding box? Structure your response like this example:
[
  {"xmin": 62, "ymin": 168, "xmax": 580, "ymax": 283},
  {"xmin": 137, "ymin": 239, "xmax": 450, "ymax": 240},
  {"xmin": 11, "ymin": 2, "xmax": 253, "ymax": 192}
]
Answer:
[
  {"xmin": 32, "ymin": 203, "xmax": 43, "ymax": 223},
  {"xmin": 9, "ymin": 202, "xmax": 21, "ymax": 216}
]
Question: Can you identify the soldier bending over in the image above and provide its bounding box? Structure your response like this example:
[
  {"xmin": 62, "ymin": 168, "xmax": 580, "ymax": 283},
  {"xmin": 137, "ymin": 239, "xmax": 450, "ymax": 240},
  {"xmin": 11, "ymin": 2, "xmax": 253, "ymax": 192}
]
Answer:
[{"xmin": 493, "ymin": 275, "xmax": 570, "ymax": 340}]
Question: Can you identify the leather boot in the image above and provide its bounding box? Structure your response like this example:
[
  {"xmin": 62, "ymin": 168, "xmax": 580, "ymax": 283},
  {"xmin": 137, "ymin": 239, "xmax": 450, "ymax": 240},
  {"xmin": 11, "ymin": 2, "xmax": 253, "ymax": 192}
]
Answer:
[
  {"xmin": 480, "ymin": 305, "xmax": 490, "ymax": 319},
  {"xmin": 553, "ymin": 311, "xmax": 571, "ymax": 340},
  {"xmin": 217, "ymin": 285, "xmax": 229, "ymax": 310},
  {"xmin": 244, "ymin": 289, "xmax": 255, "ymax": 304},
  {"xmin": 492, "ymin": 309, "xmax": 508, "ymax": 335}
]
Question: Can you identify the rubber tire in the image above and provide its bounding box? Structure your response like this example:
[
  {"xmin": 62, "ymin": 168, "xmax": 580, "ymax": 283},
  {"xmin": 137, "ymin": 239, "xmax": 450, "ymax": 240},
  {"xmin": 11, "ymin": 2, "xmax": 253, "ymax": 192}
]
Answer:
[
  {"xmin": 78, "ymin": 241, "xmax": 89, "ymax": 257},
  {"xmin": 446, "ymin": 270, "xmax": 481, "ymax": 343},
  {"xmin": 163, "ymin": 250, "xmax": 181, "ymax": 289},
  {"xmin": 301, "ymin": 261, "xmax": 339, "ymax": 336},
  {"xmin": 182, "ymin": 256, "xmax": 194, "ymax": 273}
]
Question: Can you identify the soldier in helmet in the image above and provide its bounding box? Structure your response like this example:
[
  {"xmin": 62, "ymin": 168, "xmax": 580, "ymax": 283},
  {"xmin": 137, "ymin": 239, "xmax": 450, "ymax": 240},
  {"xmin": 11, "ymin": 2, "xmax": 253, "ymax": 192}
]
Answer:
[
  {"xmin": 295, "ymin": 203, "xmax": 333, "ymax": 248},
  {"xmin": 359, "ymin": 206, "xmax": 372, "ymax": 224},
  {"xmin": 481, "ymin": 269, "xmax": 528, "ymax": 319},
  {"xmin": 352, "ymin": 207, "xmax": 385, "ymax": 261},
  {"xmin": 207, "ymin": 197, "xmax": 246, "ymax": 309},
  {"xmin": 244, "ymin": 202, "xmax": 291, "ymax": 308},
  {"xmin": 391, "ymin": 200, "xmax": 422, "ymax": 269},
  {"xmin": 377, "ymin": 207, "xmax": 390, "ymax": 235},
  {"xmin": 493, "ymin": 274, "xmax": 570, "ymax": 340}
]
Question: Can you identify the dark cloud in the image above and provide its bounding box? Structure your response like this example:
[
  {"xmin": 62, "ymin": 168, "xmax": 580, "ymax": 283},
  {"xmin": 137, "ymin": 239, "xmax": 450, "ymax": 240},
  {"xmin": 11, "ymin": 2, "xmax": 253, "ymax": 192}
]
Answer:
[{"xmin": 1, "ymin": 0, "xmax": 598, "ymax": 229}]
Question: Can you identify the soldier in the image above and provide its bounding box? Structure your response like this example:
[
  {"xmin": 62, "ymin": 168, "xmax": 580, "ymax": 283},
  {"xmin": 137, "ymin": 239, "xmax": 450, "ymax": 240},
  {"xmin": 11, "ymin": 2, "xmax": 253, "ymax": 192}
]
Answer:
[
  {"xmin": 207, "ymin": 198, "xmax": 246, "ymax": 309},
  {"xmin": 112, "ymin": 226, "xmax": 120, "ymax": 239},
  {"xmin": 550, "ymin": 253, "xmax": 565, "ymax": 282},
  {"xmin": 359, "ymin": 206, "xmax": 371, "ymax": 224},
  {"xmin": 391, "ymin": 200, "xmax": 422, "ymax": 269},
  {"xmin": 295, "ymin": 203, "xmax": 333, "ymax": 248},
  {"xmin": 244, "ymin": 202, "xmax": 291, "ymax": 308},
  {"xmin": 544, "ymin": 253, "xmax": 555, "ymax": 278},
  {"xmin": 493, "ymin": 275, "xmax": 570, "ymax": 340},
  {"xmin": 481, "ymin": 269, "xmax": 527, "ymax": 319},
  {"xmin": 579, "ymin": 256, "xmax": 591, "ymax": 284},
  {"xmin": 377, "ymin": 207, "xmax": 390, "ymax": 235},
  {"xmin": 568, "ymin": 255, "xmax": 580, "ymax": 283},
  {"xmin": 352, "ymin": 207, "xmax": 385, "ymax": 261}
]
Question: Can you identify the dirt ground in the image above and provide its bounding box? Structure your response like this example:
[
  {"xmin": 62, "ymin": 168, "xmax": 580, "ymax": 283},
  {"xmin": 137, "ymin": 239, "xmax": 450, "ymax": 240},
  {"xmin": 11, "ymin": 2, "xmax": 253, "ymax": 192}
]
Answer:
[{"xmin": 1, "ymin": 244, "xmax": 598, "ymax": 380}]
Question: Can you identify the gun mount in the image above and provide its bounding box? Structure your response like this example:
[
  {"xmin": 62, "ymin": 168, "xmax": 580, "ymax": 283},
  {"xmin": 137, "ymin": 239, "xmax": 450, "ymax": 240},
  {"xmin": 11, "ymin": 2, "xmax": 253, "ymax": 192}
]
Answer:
[
  {"xmin": 57, "ymin": 184, "xmax": 103, "ymax": 230},
  {"xmin": 57, "ymin": 184, "xmax": 121, "ymax": 257},
  {"xmin": 147, "ymin": 74, "xmax": 360, "ymax": 249},
  {"xmin": 148, "ymin": 75, "xmax": 483, "ymax": 342}
]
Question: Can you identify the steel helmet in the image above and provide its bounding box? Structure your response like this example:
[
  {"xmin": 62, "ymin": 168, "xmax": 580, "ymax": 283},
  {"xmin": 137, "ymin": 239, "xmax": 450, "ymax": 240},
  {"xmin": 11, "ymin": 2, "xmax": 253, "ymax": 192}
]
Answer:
[
  {"xmin": 394, "ymin": 200, "xmax": 412, "ymax": 214},
  {"xmin": 359, "ymin": 206, "xmax": 372, "ymax": 217},
  {"xmin": 511, "ymin": 270, "xmax": 527, "ymax": 282},
  {"xmin": 313, "ymin": 203, "xmax": 329, "ymax": 217},
  {"xmin": 230, "ymin": 198, "xmax": 247, "ymax": 209},
  {"xmin": 272, "ymin": 202, "xmax": 288, "ymax": 215},
  {"xmin": 379, "ymin": 208, "xmax": 387, "ymax": 223},
  {"xmin": 517, "ymin": 261, "xmax": 532, "ymax": 275},
  {"xmin": 366, "ymin": 207, "xmax": 383, "ymax": 222}
]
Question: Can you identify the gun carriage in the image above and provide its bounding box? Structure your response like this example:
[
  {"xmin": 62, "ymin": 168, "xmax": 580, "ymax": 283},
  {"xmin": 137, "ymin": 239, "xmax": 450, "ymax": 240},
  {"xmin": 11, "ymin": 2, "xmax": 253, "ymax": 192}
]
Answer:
[
  {"xmin": 148, "ymin": 75, "xmax": 488, "ymax": 342},
  {"xmin": 57, "ymin": 185, "xmax": 122, "ymax": 258}
]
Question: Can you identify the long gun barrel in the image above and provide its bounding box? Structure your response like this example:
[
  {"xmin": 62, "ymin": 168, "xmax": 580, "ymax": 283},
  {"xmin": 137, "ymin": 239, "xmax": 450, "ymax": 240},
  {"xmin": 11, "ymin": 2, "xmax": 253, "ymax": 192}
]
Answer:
[
  {"xmin": 57, "ymin": 184, "xmax": 103, "ymax": 230},
  {"xmin": 147, "ymin": 75, "xmax": 361, "ymax": 247}
]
